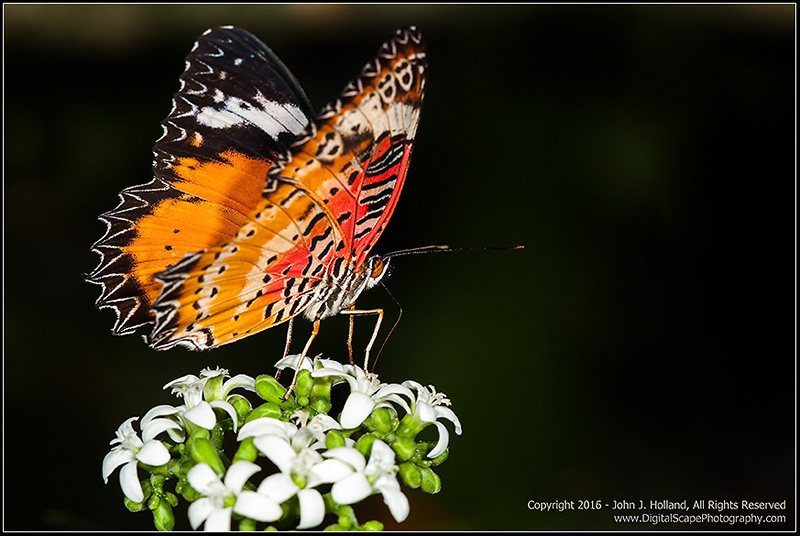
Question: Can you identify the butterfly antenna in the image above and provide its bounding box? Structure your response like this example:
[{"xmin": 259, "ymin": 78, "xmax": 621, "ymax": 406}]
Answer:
[
  {"xmin": 384, "ymin": 244, "xmax": 524, "ymax": 260},
  {"xmin": 371, "ymin": 281, "xmax": 404, "ymax": 372}
]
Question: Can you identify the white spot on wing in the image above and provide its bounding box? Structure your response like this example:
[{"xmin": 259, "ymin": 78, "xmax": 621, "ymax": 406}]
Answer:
[{"xmin": 194, "ymin": 93, "xmax": 309, "ymax": 138}]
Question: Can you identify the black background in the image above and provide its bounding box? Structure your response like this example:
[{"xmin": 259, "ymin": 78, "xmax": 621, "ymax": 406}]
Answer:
[{"xmin": 4, "ymin": 4, "xmax": 795, "ymax": 531}]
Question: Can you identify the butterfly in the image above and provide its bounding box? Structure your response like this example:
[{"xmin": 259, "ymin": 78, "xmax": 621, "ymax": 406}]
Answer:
[{"xmin": 87, "ymin": 26, "xmax": 427, "ymax": 365}]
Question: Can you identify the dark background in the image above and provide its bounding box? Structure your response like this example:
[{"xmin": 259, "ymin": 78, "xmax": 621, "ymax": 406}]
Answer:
[{"xmin": 4, "ymin": 4, "xmax": 795, "ymax": 531}]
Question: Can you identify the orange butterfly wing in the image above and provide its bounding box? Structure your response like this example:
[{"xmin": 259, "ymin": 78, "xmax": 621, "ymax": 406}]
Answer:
[{"xmin": 87, "ymin": 27, "xmax": 314, "ymax": 336}]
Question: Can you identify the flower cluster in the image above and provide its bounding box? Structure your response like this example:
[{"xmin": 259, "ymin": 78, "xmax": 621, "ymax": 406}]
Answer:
[{"xmin": 102, "ymin": 357, "xmax": 461, "ymax": 531}]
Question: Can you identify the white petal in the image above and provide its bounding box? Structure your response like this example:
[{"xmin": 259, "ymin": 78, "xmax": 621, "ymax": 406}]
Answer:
[
  {"xmin": 428, "ymin": 421, "xmax": 450, "ymax": 459},
  {"xmin": 113, "ymin": 417, "xmax": 140, "ymax": 444},
  {"xmin": 315, "ymin": 358, "xmax": 345, "ymax": 370},
  {"xmin": 323, "ymin": 446, "xmax": 366, "ymax": 472},
  {"xmin": 257, "ymin": 472, "xmax": 299, "ymax": 504},
  {"xmin": 340, "ymin": 391, "xmax": 375, "ymax": 428},
  {"xmin": 188, "ymin": 497, "xmax": 213, "ymax": 530},
  {"xmin": 119, "ymin": 461, "xmax": 144, "ymax": 503},
  {"xmin": 187, "ymin": 463, "xmax": 220, "ymax": 493},
  {"xmin": 102, "ymin": 448, "xmax": 135, "ymax": 482},
  {"xmin": 234, "ymin": 490, "xmax": 282, "ymax": 522},
  {"xmin": 253, "ymin": 435, "xmax": 297, "ymax": 474},
  {"xmin": 204, "ymin": 506, "xmax": 232, "ymax": 531},
  {"xmin": 374, "ymin": 395, "xmax": 411, "ymax": 415},
  {"xmin": 209, "ymin": 399, "xmax": 239, "ymax": 431},
  {"xmin": 436, "ymin": 406, "xmax": 463, "ymax": 435},
  {"xmin": 223, "ymin": 374, "xmax": 256, "ymax": 394},
  {"xmin": 141, "ymin": 417, "xmax": 182, "ymax": 443},
  {"xmin": 331, "ymin": 472, "xmax": 371, "ymax": 505},
  {"xmin": 378, "ymin": 484, "xmax": 410, "ymax": 522},
  {"xmin": 184, "ymin": 401, "xmax": 216, "ymax": 429},
  {"xmin": 365, "ymin": 440, "xmax": 396, "ymax": 476},
  {"xmin": 224, "ymin": 461, "xmax": 260, "ymax": 492},
  {"xmin": 308, "ymin": 413, "xmax": 341, "ymax": 432},
  {"xmin": 417, "ymin": 402, "xmax": 438, "ymax": 423},
  {"xmin": 136, "ymin": 440, "xmax": 171, "ymax": 466},
  {"xmin": 238, "ymin": 417, "xmax": 295, "ymax": 441},
  {"xmin": 403, "ymin": 380, "xmax": 428, "ymax": 393},
  {"xmin": 309, "ymin": 362, "xmax": 346, "ymax": 376},
  {"xmin": 296, "ymin": 489, "xmax": 325, "ymax": 529},
  {"xmin": 163, "ymin": 374, "xmax": 201, "ymax": 390},
  {"xmin": 311, "ymin": 367, "xmax": 356, "ymax": 388},
  {"xmin": 200, "ymin": 367, "xmax": 227, "ymax": 379},
  {"xmin": 375, "ymin": 383, "xmax": 414, "ymax": 406},
  {"xmin": 141, "ymin": 405, "xmax": 181, "ymax": 428},
  {"xmin": 309, "ymin": 458, "xmax": 356, "ymax": 486},
  {"xmin": 274, "ymin": 353, "xmax": 309, "ymax": 371}
]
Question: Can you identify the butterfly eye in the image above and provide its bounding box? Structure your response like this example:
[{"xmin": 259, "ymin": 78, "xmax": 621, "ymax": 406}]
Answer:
[{"xmin": 370, "ymin": 257, "xmax": 386, "ymax": 279}]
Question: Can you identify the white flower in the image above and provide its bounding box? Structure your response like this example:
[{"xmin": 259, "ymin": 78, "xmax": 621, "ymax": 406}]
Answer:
[
  {"xmin": 330, "ymin": 440, "xmax": 409, "ymax": 523},
  {"xmin": 142, "ymin": 369, "xmax": 251, "ymax": 443},
  {"xmin": 187, "ymin": 461, "xmax": 282, "ymax": 531},
  {"xmin": 241, "ymin": 415, "xmax": 354, "ymax": 529},
  {"xmin": 312, "ymin": 365, "xmax": 413, "ymax": 428},
  {"xmin": 403, "ymin": 381, "xmax": 462, "ymax": 458},
  {"xmin": 197, "ymin": 367, "xmax": 256, "ymax": 403},
  {"xmin": 102, "ymin": 417, "xmax": 173, "ymax": 503}
]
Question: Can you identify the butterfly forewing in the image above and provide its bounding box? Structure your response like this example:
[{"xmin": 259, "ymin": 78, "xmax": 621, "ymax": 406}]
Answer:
[
  {"xmin": 147, "ymin": 27, "xmax": 427, "ymax": 351},
  {"xmin": 87, "ymin": 27, "xmax": 315, "ymax": 336}
]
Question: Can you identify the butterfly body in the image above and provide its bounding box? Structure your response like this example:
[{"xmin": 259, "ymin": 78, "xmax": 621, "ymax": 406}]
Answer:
[{"xmin": 88, "ymin": 26, "xmax": 426, "ymax": 355}]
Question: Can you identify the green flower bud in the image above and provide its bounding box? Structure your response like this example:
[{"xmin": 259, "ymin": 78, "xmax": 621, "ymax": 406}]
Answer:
[
  {"xmin": 355, "ymin": 434, "xmax": 377, "ymax": 457},
  {"xmin": 336, "ymin": 505, "xmax": 356, "ymax": 529},
  {"xmin": 311, "ymin": 376, "xmax": 333, "ymax": 398},
  {"xmin": 203, "ymin": 373, "xmax": 224, "ymax": 401},
  {"xmin": 238, "ymin": 517, "xmax": 257, "ymax": 531},
  {"xmin": 391, "ymin": 437, "xmax": 416, "ymax": 461},
  {"xmin": 362, "ymin": 520, "xmax": 384, "ymax": 531},
  {"xmin": 246, "ymin": 402, "xmax": 282, "ymax": 422},
  {"xmin": 189, "ymin": 428, "xmax": 211, "ymax": 441},
  {"xmin": 150, "ymin": 473, "xmax": 168, "ymax": 489},
  {"xmin": 152, "ymin": 498, "xmax": 175, "ymax": 531},
  {"xmin": 166, "ymin": 458, "xmax": 182, "ymax": 478},
  {"xmin": 296, "ymin": 395, "xmax": 309, "ymax": 407},
  {"xmin": 228, "ymin": 394, "xmax": 253, "ymax": 419},
  {"xmin": 147, "ymin": 491, "xmax": 160, "ymax": 511},
  {"xmin": 190, "ymin": 437, "xmax": 225, "ymax": 475},
  {"xmin": 325, "ymin": 429, "xmax": 346, "ymax": 449},
  {"xmin": 295, "ymin": 369, "xmax": 314, "ymax": 397},
  {"xmin": 124, "ymin": 494, "xmax": 146, "ymax": 512},
  {"xmin": 419, "ymin": 467, "xmax": 442, "ymax": 494},
  {"xmin": 310, "ymin": 395, "xmax": 333, "ymax": 414},
  {"xmin": 398, "ymin": 461, "xmax": 421, "ymax": 489},
  {"xmin": 232, "ymin": 436, "xmax": 259, "ymax": 463},
  {"xmin": 255, "ymin": 375, "xmax": 289, "ymax": 405},
  {"xmin": 176, "ymin": 477, "xmax": 202, "ymax": 502},
  {"xmin": 430, "ymin": 447, "xmax": 449, "ymax": 466},
  {"xmin": 210, "ymin": 423, "xmax": 226, "ymax": 448},
  {"xmin": 371, "ymin": 407, "xmax": 394, "ymax": 435}
]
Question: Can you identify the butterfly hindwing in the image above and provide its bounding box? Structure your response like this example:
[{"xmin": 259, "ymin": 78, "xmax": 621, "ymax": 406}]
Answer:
[
  {"xmin": 147, "ymin": 27, "xmax": 427, "ymax": 350},
  {"xmin": 87, "ymin": 27, "xmax": 314, "ymax": 336}
]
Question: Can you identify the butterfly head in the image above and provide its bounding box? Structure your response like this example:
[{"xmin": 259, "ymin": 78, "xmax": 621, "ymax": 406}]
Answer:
[{"xmin": 365, "ymin": 255, "xmax": 391, "ymax": 290}]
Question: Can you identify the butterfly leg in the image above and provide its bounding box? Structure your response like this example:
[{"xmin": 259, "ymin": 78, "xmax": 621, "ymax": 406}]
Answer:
[
  {"xmin": 347, "ymin": 311, "xmax": 356, "ymax": 365},
  {"xmin": 284, "ymin": 316, "xmax": 321, "ymax": 399},
  {"xmin": 275, "ymin": 317, "xmax": 295, "ymax": 380},
  {"xmin": 340, "ymin": 308, "xmax": 384, "ymax": 370}
]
